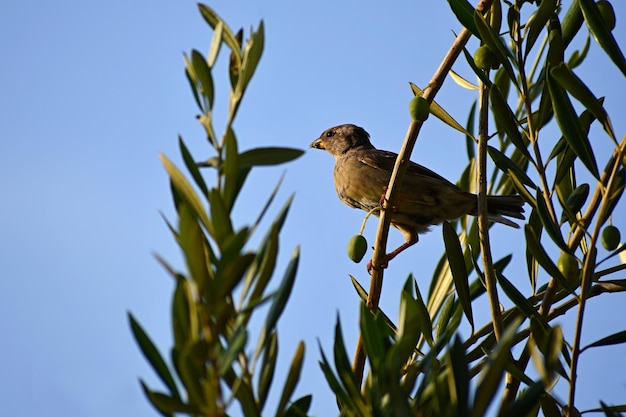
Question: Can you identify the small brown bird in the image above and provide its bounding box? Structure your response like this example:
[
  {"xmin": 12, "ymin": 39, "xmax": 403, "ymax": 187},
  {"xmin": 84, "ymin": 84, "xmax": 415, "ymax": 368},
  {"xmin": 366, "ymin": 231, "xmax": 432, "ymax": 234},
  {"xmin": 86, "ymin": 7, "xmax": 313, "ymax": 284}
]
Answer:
[{"xmin": 310, "ymin": 124, "xmax": 525, "ymax": 268}]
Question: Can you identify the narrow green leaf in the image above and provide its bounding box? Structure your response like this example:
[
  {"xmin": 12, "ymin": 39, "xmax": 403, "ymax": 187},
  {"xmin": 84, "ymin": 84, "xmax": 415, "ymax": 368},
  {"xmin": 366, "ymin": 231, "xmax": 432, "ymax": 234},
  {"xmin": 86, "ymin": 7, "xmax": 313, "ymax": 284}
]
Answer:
[
  {"xmin": 283, "ymin": 395, "xmax": 313, "ymax": 417},
  {"xmin": 413, "ymin": 277, "xmax": 434, "ymax": 347},
  {"xmin": 275, "ymin": 342, "xmax": 305, "ymax": 417},
  {"xmin": 198, "ymin": 4, "xmax": 242, "ymax": 59},
  {"xmin": 535, "ymin": 189, "xmax": 570, "ymax": 253},
  {"xmin": 222, "ymin": 126, "xmax": 241, "ymax": 211},
  {"xmin": 561, "ymin": 0, "xmax": 584, "ymax": 47},
  {"xmin": 140, "ymin": 381, "xmax": 196, "ymax": 416},
  {"xmin": 239, "ymin": 147, "xmax": 304, "ymax": 168},
  {"xmin": 524, "ymin": 225, "xmax": 575, "ymax": 295},
  {"xmin": 560, "ymin": 183, "xmax": 590, "ymax": 224},
  {"xmin": 465, "ymin": 101, "xmax": 476, "ymax": 160},
  {"xmin": 190, "ymin": 49, "xmax": 214, "ymax": 109},
  {"xmin": 546, "ymin": 70, "xmax": 599, "ymax": 178},
  {"xmin": 582, "ymin": 330, "xmax": 626, "ymax": 352},
  {"xmin": 258, "ymin": 246, "xmax": 300, "ymax": 353},
  {"xmin": 508, "ymin": 169, "xmax": 537, "ymax": 208},
  {"xmin": 504, "ymin": 381, "xmax": 545, "ymax": 417},
  {"xmin": 359, "ymin": 303, "xmax": 389, "ymax": 372},
  {"xmin": 160, "ymin": 154, "xmax": 212, "ymax": 233},
  {"xmin": 551, "ymin": 62, "xmax": 615, "ymax": 140},
  {"xmin": 567, "ymin": 35, "xmax": 591, "ymax": 69},
  {"xmin": 524, "ymin": 0, "xmax": 558, "ymax": 57},
  {"xmin": 218, "ymin": 326, "xmax": 247, "ymax": 376},
  {"xmin": 447, "ymin": 0, "xmax": 481, "ymax": 38},
  {"xmin": 579, "ymin": 0, "xmax": 626, "ymax": 77},
  {"xmin": 258, "ymin": 331, "xmax": 278, "ymax": 411},
  {"xmin": 496, "ymin": 271, "xmax": 548, "ymax": 327},
  {"xmin": 443, "ymin": 221, "xmax": 474, "ymax": 330},
  {"xmin": 489, "ymin": 85, "xmax": 532, "ymax": 160},
  {"xmin": 332, "ymin": 319, "xmax": 363, "ymax": 402},
  {"xmin": 240, "ymin": 21, "xmax": 265, "ymax": 91},
  {"xmin": 178, "ymin": 136, "xmax": 209, "ymax": 197},
  {"xmin": 208, "ymin": 189, "xmax": 234, "ymax": 248},
  {"xmin": 129, "ymin": 313, "xmax": 181, "ymax": 400},
  {"xmin": 488, "ymin": 146, "xmax": 536, "ymax": 189},
  {"xmin": 172, "ymin": 277, "xmax": 198, "ymax": 349},
  {"xmin": 179, "ymin": 204, "xmax": 211, "ymax": 294},
  {"xmin": 207, "ymin": 21, "xmax": 223, "ymax": 68},
  {"xmin": 318, "ymin": 343, "xmax": 358, "ymax": 412},
  {"xmin": 472, "ymin": 319, "xmax": 521, "ymax": 417},
  {"xmin": 450, "ymin": 335, "xmax": 470, "ymax": 416}
]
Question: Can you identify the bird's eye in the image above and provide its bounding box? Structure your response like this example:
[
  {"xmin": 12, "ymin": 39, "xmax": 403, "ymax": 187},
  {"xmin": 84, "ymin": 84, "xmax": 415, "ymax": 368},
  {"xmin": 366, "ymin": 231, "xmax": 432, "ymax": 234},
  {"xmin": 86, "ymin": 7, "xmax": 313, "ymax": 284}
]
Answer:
[{"xmin": 326, "ymin": 130, "xmax": 335, "ymax": 138}]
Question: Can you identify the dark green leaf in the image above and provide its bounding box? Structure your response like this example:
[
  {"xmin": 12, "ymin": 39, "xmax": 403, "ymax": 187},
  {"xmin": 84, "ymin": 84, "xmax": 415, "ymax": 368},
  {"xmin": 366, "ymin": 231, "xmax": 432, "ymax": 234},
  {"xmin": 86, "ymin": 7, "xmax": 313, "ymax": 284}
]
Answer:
[
  {"xmin": 283, "ymin": 395, "xmax": 313, "ymax": 417},
  {"xmin": 524, "ymin": 0, "xmax": 558, "ymax": 57},
  {"xmin": 551, "ymin": 62, "xmax": 615, "ymax": 140},
  {"xmin": 276, "ymin": 342, "xmax": 305, "ymax": 417},
  {"xmin": 525, "ymin": 225, "xmax": 576, "ymax": 295},
  {"xmin": 472, "ymin": 319, "xmax": 521, "ymax": 417},
  {"xmin": 140, "ymin": 381, "xmax": 196, "ymax": 416},
  {"xmin": 447, "ymin": 0, "xmax": 480, "ymax": 38},
  {"xmin": 179, "ymin": 204, "xmax": 211, "ymax": 294},
  {"xmin": 488, "ymin": 146, "xmax": 536, "ymax": 189},
  {"xmin": 172, "ymin": 277, "xmax": 198, "ymax": 349},
  {"xmin": 546, "ymin": 69, "xmax": 599, "ymax": 178},
  {"xmin": 258, "ymin": 246, "xmax": 300, "ymax": 352},
  {"xmin": 258, "ymin": 331, "xmax": 278, "ymax": 410},
  {"xmin": 496, "ymin": 271, "xmax": 548, "ymax": 328},
  {"xmin": 567, "ymin": 35, "xmax": 591, "ymax": 69},
  {"xmin": 129, "ymin": 314, "xmax": 181, "ymax": 400},
  {"xmin": 239, "ymin": 147, "xmax": 304, "ymax": 168},
  {"xmin": 582, "ymin": 330, "xmax": 626, "ymax": 352},
  {"xmin": 490, "ymin": 85, "xmax": 532, "ymax": 161},
  {"xmin": 208, "ymin": 189, "xmax": 234, "ymax": 248},
  {"xmin": 503, "ymin": 381, "xmax": 545, "ymax": 417},
  {"xmin": 179, "ymin": 136, "xmax": 209, "ymax": 198},
  {"xmin": 580, "ymin": 0, "xmax": 626, "ymax": 77},
  {"xmin": 465, "ymin": 101, "xmax": 476, "ymax": 160},
  {"xmin": 412, "ymin": 277, "xmax": 434, "ymax": 346},
  {"xmin": 359, "ymin": 303, "xmax": 389, "ymax": 372},
  {"xmin": 443, "ymin": 221, "xmax": 474, "ymax": 330},
  {"xmin": 535, "ymin": 189, "xmax": 570, "ymax": 253},
  {"xmin": 450, "ymin": 335, "xmax": 470, "ymax": 416},
  {"xmin": 218, "ymin": 325, "xmax": 247, "ymax": 376},
  {"xmin": 190, "ymin": 49, "xmax": 214, "ymax": 109},
  {"xmin": 561, "ymin": 0, "xmax": 584, "ymax": 47},
  {"xmin": 160, "ymin": 154, "xmax": 212, "ymax": 233},
  {"xmin": 332, "ymin": 318, "xmax": 363, "ymax": 402},
  {"xmin": 222, "ymin": 126, "xmax": 241, "ymax": 211}
]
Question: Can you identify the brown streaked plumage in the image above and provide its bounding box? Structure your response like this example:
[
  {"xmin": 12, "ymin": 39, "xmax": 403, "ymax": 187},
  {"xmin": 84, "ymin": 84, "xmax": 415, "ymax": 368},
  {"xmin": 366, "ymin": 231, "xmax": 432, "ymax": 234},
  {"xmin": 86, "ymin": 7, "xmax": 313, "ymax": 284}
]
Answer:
[{"xmin": 310, "ymin": 124, "xmax": 525, "ymax": 269}]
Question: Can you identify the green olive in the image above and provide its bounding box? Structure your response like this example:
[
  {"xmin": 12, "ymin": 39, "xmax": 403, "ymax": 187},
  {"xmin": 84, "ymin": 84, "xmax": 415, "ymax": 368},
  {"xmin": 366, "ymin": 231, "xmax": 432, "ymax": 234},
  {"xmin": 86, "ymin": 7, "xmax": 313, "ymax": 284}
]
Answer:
[
  {"xmin": 601, "ymin": 225, "xmax": 621, "ymax": 251},
  {"xmin": 347, "ymin": 234, "xmax": 368, "ymax": 263},
  {"xmin": 474, "ymin": 45, "xmax": 499, "ymax": 70},
  {"xmin": 557, "ymin": 252, "xmax": 580, "ymax": 287},
  {"xmin": 409, "ymin": 96, "xmax": 430, "ymax": 122},
  {"xmin": 597, "ymin": 1, "xmax": 616, "ymax": 31}
]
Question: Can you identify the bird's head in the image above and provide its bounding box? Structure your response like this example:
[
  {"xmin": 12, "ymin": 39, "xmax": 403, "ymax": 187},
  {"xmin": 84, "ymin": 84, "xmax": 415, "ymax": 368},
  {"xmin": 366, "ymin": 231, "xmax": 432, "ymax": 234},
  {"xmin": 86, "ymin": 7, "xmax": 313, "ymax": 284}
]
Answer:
[{"xmin": 309, "ymin": 124, "xmax": 373, "ymax": 157}]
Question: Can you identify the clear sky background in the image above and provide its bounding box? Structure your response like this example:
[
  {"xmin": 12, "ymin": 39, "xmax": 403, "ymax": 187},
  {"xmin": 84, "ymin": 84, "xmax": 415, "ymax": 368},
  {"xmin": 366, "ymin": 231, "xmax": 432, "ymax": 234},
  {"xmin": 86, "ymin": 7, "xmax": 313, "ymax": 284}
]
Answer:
[{"xmin": 2, "ymin": 1, "xmax": 626, "ymax": 416}]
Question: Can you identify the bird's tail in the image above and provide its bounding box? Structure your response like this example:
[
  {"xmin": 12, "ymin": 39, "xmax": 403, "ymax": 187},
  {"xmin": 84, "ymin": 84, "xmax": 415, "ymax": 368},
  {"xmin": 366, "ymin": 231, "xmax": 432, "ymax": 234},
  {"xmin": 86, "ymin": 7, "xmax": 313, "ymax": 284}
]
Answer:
[{"xmin": 476, "ymin": 195, "xmax": 526, "ymax": 228}]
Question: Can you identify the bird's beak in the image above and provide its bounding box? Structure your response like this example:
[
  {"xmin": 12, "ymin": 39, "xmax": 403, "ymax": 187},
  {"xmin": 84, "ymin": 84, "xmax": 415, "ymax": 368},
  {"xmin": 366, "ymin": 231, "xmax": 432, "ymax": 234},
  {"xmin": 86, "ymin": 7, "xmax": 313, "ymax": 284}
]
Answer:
[{"xmin": 310, "ymin": 138, "xmax": 325, "ymax": 149}]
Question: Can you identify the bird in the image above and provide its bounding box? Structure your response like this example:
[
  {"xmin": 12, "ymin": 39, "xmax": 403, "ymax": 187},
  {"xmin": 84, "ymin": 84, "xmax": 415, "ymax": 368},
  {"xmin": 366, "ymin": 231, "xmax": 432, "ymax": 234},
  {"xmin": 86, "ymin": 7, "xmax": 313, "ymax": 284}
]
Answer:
[{"xmin": 310, "ymin": 124, "xmax": 525, "ymax": 270}]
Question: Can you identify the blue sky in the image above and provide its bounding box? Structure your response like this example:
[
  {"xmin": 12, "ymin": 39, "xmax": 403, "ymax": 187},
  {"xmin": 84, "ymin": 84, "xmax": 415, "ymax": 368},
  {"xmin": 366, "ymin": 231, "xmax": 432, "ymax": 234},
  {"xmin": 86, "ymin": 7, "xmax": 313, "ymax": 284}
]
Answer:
[{"xmin": 2, "ymin": 1, "xmax": 626, "ymax": 416}]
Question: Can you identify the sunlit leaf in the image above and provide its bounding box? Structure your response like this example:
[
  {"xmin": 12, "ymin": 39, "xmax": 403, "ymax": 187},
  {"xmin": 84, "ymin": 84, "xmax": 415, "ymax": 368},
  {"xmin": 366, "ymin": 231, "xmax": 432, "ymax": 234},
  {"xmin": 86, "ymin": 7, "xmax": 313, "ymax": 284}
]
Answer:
[{"xmin": 410, "ymin": 82, "xmax": 475, "ymax": 139}]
